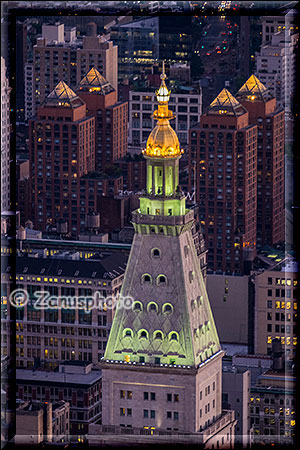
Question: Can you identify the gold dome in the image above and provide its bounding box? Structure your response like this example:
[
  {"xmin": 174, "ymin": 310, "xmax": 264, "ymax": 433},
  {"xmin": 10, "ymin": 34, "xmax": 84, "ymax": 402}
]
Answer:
[
  {"xmin": 145, "ymin": 122, "xmax": 181, "ymax": 158},
  {"xmin": 143, "ymin": 62, "xmax": 183, "ymax": 159}
]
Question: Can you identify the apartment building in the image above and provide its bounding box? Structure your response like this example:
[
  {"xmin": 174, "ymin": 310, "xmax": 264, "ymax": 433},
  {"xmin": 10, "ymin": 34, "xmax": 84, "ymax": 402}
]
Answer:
[
  {"xmin": 1, "ymin": 252, "xmax": 127, "ymax": 368},
  {"xmin": 250, "ymin": 257, "xmax": 298, "ymax": 359},
  {"xmin": 30, "ymin": 22, "xmax": 117, "ymax": 117},
  {"xmin": 16, "ymin": 361, "xmax": 101, "ymax": 436}
]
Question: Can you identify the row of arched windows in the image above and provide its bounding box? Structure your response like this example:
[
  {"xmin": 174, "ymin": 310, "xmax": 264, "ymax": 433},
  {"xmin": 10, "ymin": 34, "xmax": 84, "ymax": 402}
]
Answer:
[
  {"xmin": 142, "ymin": 273, "xmax": 167, "ymax": 285},
  {"xmin": 123, "ymin": 328, "xmax": 179, "ymax": 341},
  {"xmin": 132, "ymin": 301, "xmax": 173, "ymax": 314}
]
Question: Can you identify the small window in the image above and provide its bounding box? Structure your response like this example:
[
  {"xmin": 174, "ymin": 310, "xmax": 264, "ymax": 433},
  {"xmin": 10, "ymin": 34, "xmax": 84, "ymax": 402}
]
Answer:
[
  {"xmin": 157, "ymin": 275, "xmax": 167, "ymax": 285},
  {"xmin": 139, "ymin": 330, "xmax": 148, "ymax": 339},
  {"xmin": 170, "ymin": 332, "xmax": 178, "ymax": 341},
  {"xmin": 133, "ymin": 301, "xmax": 143, "ymax": 312},
  {"xmin": 142, "ymin": 274, "xmax": 152, "ymax": 284},
  {"xmin": 163, "ymin": 303, "xmax": 173, "ymax": 314},
  {"xmin": 147, "ymin": 302, "xmax": 158, "ymax": 313},
  {"xmin": 124, "ymin": 329, "xmax": 133, "ymax": 338},
  {"xmin": 154, "ymin": 331, "xmax": 163, "ymax": 340},
  {"xmin": 152, "ymin": 248, "xmax": 161, "ymax": 258}
]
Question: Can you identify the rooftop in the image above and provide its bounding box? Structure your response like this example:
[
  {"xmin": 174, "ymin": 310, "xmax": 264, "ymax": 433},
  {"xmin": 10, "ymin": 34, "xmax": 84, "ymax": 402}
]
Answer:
[
  {"xmin": 16, "ymin": 368, "xmax": 102, "ymax": 386},
  {"xmin": 78, "ymin": 67, "xmax": 115, "ymax": 95},
  {"xmin": 44, "ymin": 81, "xmax": 85, "ymax": 108},
  {"xmin": 236, "ymin": 74, "xmax": 274, "ymax": 103},
  {"xmin": 207, "ymin": 88, "xmax": 247, "ymax": 116},
  {"xmin": 3, "ymin": 253, "xmax": 127, "ymax": 280}
]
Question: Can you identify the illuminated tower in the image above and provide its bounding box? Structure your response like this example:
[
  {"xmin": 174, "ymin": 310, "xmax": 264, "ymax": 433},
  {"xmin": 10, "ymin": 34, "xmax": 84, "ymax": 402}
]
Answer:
[{"xmin": 100, "ymin": 66, "xmax": 236, "ymax": 445}]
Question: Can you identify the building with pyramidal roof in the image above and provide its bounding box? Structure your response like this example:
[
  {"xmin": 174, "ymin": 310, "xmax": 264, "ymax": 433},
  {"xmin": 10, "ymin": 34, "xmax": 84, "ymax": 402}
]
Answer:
[
  {"xmin": 96, "ymin": 66, "xmax": 237, "ymax": 446},
  {"xmin": 77, "ymin": 67, "xmax": 128, "ymax": 170},
  {"xmin": 188, "ymin": 87, "xmax": 258, "ymax": 275},
  {"xmin": 29, "ymin": 80, "xmax": 96, "ymax": 235},
  {"xmin": 236, "ymin": 74, "xmax": 285, "ymax": 248}
]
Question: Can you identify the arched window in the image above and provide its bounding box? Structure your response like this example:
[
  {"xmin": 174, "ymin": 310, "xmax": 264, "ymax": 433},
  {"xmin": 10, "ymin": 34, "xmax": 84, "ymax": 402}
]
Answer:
[
  {"xmin": 191, "ymin": 299, "xmax": 196, "ymax": 311},
  {"xmin": 139, "ymin": 329, "xmax": 148, "ymax": 339},
  {"xmin": 132, "ymin": 301, "xmax": 143, "ymax": 312},
  {"xmin": 154, "ymin": 331, "xmax": 163, "ymax": 340},
  {"xmin": 141, "ymin": 273, "xmax": 152, "ymax": 284},
  {"xmin": 169, "ymin": 332, "xmax": 179, "ymax": 341},
  {"xmin": 151, "ymin": 248, "xmax": 161, "ymax": 258},
  {"xmin": 157, "ymin": 274, "xmax": 167, "ymax": 285},
  {"xmin": 123, "ymin": 328, "xmax": 133, "ymax": 338},
  {"xmin": 147, "ymin": 302, "xmax": 158, "ymax": 313},
  {"xmin": 163, "ymin": 303, "xmax": 173, "ymax": 314}
]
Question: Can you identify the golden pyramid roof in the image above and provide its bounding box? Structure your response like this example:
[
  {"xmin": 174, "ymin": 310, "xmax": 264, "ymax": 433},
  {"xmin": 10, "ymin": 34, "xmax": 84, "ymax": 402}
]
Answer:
[
  {"xmin": 79, "ymin": 67, "xmax": 115, "ymax": 94},
  {"xmin": 208, "ymin": 88, "xmax": 246, "ymax": 116},
  {"xmin": 45, "ymin": 81, "xmax": 84, "ymax": 108},
  {"xmin": 236, "ymin": 74, "xmax": 273, "ymax": 102},
  {"xmin": 144, "ymin": 62, "xmax": 183, "ymax": 159}
]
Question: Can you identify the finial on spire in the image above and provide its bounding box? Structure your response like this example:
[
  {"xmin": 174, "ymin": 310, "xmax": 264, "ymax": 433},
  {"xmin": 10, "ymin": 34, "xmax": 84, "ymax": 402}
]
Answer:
[{"xmin": 160, "ymin": 60, "xmax": 167, "ymax": 81}]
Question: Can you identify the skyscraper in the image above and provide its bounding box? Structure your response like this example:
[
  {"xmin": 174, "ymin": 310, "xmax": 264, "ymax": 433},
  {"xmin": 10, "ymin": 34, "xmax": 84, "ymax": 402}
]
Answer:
[
  {"xmin": 29, "ymin": 81, "xmax": 95, "ymax": 234},
  {"xmin": 77, "ymin": 67, "xmax": 128, "ymax": 170},
  {"xmin": 100, "ymin": 68, "xmax": 236, "ymax": 445},
  {"xmin": 236, "ymin": 75, "xmax": 285, "ymax": 248},
  {"xmin": 189, "ymin": 88, "xmax": 258, "ymax": 275},
  {"xmin": 1, "ymin": 56, "xmax": 11, "ymax": 212}
]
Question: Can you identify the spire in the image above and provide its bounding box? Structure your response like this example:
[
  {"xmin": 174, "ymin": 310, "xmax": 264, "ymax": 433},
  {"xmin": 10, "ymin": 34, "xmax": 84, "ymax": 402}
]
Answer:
[
  {"xmin": 207, "ymin": 88, "xmax": 247, "ymax": 116},
  {"xmin": 236, "ymin": 74, "xmax": 273, "ymax": 102},
  {"xmin": 143, "ymin": 62, "xmax": 183, "ymax": 158}
]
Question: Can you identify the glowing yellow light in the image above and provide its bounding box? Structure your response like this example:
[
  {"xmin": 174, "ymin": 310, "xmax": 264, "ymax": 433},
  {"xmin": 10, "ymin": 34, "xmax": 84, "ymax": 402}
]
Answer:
[{"xmin": 124, "ymin": 354, "xmax": 130, "ymax": 362}]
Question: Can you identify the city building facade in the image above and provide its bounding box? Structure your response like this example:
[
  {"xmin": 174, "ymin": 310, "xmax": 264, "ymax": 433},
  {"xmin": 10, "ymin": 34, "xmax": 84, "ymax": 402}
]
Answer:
[
  {"xmin": 249, "ymin": 364, "xmax": 296, "ymax": 445},
  {"xmin": 16, "ymin": 361, "xmax": 101, "ymax": 436},
  {"xmin": 1, "ymin": 252, "xmax": 127, "ymax": 368},
  {"xmin": 99, "ymin": 68, "xmax": 236, "ymax": 446},
  {"xmin": 29, "ymin": 81, "xmax": 95, "ymax": 235},
  {"xmin": 222, "ymin": 366, "xmax": 251, "ymax": 447},
  {"xmin": 77, "ymin": 67, "xmax": 128, "ymax": 170},
  {"xmin": 30, "ymin": 22, "xmax": 117, "ymax": 118},
  {"xmin": 255, "ymin": 30, "xmax": 299, "ymax": 111},
  {"xmin": 236, "ymin": 75, "xmax": 285, "ymax": 248},
  {"xmin": 1, "ymin": 57, "xmax": 11, "ymax": 212},
  {"xmin": 250, "ymin": 257, "xmax": 298, "ymax": 359},
  {"xmin": 188, "ymin": 88, "xmax": 258, "ymax": 274}
]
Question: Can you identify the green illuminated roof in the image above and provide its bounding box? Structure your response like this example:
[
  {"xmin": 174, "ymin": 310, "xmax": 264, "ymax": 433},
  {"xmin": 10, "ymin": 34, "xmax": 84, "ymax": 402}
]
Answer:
[
  {"xmin": 79, "ymin": 67, "xmax": 115, "ymax": 94},
  {"xmin": 207, "ymin": 88, "xmax": 247, "ymax": 116},
  {"xmin": 104, "ymin": 224, "xmax": 221, "ymax": 368},
  {"xmin": 45, "ymin": 81, "xmax": 84, "ymax": 108}
]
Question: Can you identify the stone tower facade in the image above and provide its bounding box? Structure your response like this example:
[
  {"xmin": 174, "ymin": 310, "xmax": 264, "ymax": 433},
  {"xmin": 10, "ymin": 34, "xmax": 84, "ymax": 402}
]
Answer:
[{"xmin": 100, "ymin": 66, "xmax": 236, "ymax": 446}]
